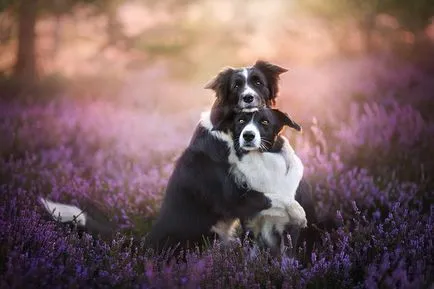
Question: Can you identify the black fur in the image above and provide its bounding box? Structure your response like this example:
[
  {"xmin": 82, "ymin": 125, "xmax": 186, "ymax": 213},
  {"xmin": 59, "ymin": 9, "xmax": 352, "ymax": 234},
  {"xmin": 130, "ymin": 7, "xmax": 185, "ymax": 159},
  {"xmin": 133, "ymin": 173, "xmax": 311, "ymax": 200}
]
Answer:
[
  {"xmin": 215, "ymin": 107, "xmax": 306, "ymax": 255},
  {"xmin": 206, "ymin": 62, "xmax": 328, "ymax": 257},
  {"xmin": 41, "ymin": 60, "xmax": 330, "ymax": 260},
  {"xmin": 207, "ymin": 60, "xmax": 288, "ymax": 124},
  {"xmin": 214, "ymin": 108, "xmax": 301, "ymax": 155},
  {"xmin": 145, "ymin": 125, "xmax": 272, "ymax": 253},
  {"xmin": 146, "ymin": 61, "xmax": 290, "ymax": 254}
]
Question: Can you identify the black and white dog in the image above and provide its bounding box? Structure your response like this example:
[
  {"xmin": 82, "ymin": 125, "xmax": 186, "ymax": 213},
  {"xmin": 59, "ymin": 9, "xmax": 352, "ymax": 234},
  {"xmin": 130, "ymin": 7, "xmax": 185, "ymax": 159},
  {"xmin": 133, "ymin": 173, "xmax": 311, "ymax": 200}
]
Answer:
[
  {"xmin": 214, "ymin": 107, "xmax": 307, "ymax": 255},
  {"xmin": 145, "ymin": 61, "xmax": 290, "ymax": 252},
  {"xmin": 40, "ymin": 60, "xmax": 320, "ymax": 256}
]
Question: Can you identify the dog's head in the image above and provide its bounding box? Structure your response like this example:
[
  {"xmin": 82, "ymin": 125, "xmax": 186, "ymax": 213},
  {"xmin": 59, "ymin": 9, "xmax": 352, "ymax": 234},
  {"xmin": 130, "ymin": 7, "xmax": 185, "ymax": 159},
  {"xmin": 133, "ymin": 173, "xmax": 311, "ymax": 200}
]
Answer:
[
  {"xmin": 205, "ymin": 60, "xmax": 288, "ymax": 110},
  {"xmin": 214, "ymin": 108, "xmax": 301, "ymax": 153}
]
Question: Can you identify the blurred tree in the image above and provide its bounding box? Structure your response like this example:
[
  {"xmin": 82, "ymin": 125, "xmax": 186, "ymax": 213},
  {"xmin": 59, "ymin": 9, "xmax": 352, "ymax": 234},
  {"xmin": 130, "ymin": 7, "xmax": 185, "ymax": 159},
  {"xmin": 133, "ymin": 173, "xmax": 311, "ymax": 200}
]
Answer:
[
  {"xmin": 0, "ymin": 0, "xmax": 98, "ymax": 85},
  {"xmin": 295, "ymin": 0, "xmax": 434, "ymax": 54},
  {"xmin": 0, "ymin": 0, "xmax": 199, "ymax": 86},
  {"xmin": 40, "ymin": 0, "xmax": 102, "ymax": 59},
  {"xmin": 382, "ymin": 0, "xmax": 434, "ymax": 47},
  {"xmin": 383, "ymin": 0, "xmax": 434, "ymax": 32},
  {"xmin": 0, "ymin": 5, "xmax": 14, "ymax": 44},
  {"xmin": 90, "ymin": 0, "xmax": 129, "ymax": 50},
  {"xmin": 14, "ymin": 0, "xmax": 38, "ymax": 85},
  {"xmin": 294, "ymin": 0, "xmax": 382, "ymax": 54},
  {"xmin": 94, "ymin": 0, "xmax": 198, "ymax": 51}
]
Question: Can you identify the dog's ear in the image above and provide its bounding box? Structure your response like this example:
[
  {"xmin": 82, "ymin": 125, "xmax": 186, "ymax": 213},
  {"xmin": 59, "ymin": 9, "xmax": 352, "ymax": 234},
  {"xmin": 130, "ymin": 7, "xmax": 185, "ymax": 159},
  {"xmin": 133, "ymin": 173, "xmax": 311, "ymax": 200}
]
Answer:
[
  {"xmin": 272, "ymin": 109, "xmax": 301, "ymax": 132},
  {"xmin": 254, "ymin": 60, "xmax": 288, "ymax": 105},
  {"xmin": 254, "ymin": 60, "xmax": 288, "ymax": 75},
  {"xmin": 204, "ymin": 67, "xmax": 234, "ymax": 98},
  {"xmin": 212, "ymin": 108, "xmax": 236, "ymax": 132}
]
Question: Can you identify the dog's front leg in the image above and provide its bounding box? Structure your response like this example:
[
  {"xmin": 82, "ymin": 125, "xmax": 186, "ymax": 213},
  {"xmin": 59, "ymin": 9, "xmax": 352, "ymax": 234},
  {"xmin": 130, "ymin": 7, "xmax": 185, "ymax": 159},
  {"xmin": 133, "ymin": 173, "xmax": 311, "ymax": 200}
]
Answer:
[{"xmin": 285, "ymin": 201, "xmax": 308, "ymax": 228}]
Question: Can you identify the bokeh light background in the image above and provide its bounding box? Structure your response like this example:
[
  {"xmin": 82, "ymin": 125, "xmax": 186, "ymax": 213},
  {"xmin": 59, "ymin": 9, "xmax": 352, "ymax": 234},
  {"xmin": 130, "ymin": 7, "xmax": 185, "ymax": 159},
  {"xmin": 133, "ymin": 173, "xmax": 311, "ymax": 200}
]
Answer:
[{"xmin": 0, "ymin": 0, "xmax": 433, "ymax": 288}]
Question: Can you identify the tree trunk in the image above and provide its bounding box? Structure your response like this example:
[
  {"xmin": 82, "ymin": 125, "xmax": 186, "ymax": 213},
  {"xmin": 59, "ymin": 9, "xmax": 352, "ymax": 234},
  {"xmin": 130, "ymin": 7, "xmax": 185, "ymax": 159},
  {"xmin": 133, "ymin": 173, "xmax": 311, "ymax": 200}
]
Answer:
[
  {"xmin": 52, "ymin": 0, "xmax": 65, "ymax": 60},
  {"xmin": 14, "ymin": 0, "xmax": 38, "ymax": 85},
  {"xmin": 106, "ymin": 0, "xmax": 121, "ymax": 46},
  {"xmin": 52, "ymin": 14, "xmax": 62, "ymax": 60},
  {"xmin": 361, "ymin": 13, "xmax": 376, "ymax": 54}
]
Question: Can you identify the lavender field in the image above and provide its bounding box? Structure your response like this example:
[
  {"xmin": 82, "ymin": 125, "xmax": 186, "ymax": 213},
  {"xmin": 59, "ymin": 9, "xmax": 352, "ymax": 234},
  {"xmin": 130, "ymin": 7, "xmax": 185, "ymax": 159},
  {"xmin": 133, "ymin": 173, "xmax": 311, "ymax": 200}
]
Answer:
[{"xmin": 1, "ymin": 57, "xmax": 433, "ymax": 289}]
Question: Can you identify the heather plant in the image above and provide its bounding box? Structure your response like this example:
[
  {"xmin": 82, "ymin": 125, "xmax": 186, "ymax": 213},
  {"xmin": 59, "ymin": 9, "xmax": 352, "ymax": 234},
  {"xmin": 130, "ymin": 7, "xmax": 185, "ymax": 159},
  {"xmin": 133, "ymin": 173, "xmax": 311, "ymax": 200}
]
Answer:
[{"xmin": 1, "ymin": 67, "xmax": 433, "ymax": 288}]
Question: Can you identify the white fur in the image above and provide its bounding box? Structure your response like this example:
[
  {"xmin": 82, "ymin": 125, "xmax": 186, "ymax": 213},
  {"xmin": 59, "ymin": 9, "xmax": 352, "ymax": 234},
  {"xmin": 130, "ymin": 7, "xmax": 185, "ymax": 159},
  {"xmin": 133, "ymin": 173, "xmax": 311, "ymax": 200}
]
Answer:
[
  {"xmin": 39, "ymin": 197, "xmax": 87, "ymax": 226},
  {"xmin": 232, "ymin": 136, "xmax": 306, "ymax": 249},
  {"xmin": 199, "ymin": 111, "xmax": 306, "ymax": 247},
  {"xmin": 241, "ymin": 69, "xmax": 258, "ymax": 98},
  {"xmin": 242, "ymin": 108, "xmax": 259, "ymax": 113},
  {"xmin": 211, "ymin": 220, "xmax": 239, "ymax": 243}
]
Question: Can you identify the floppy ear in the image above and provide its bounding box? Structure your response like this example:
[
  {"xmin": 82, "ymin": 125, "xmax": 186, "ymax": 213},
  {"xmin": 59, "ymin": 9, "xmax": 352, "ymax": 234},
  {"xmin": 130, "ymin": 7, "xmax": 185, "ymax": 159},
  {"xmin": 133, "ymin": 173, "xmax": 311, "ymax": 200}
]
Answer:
[
  {"xmin": 212, "ymin": 108, "xmax": 236, "ymax": 132},
  {"xmin": 254, "ymin": 60, "xmax": 288, "ymax": 75},
  {"xmin": 272, "ymin": 109, "xmax": 301, "ymax": 132},
  {"xmin": 204, "ymin": 67, "xmax": 234, "ymax": 98},
  {"xmin": 254, "ymin": 60, "xmax": 288, "ymax": 105}
]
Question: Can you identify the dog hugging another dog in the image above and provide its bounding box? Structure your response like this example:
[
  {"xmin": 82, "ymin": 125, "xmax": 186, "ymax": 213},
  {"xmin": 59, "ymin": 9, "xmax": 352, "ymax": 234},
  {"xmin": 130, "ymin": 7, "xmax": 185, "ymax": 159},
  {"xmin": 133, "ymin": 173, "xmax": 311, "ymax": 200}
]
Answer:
[{"xmin": 40, "ymin": 60, "xmax": 319, "ymax": 258}]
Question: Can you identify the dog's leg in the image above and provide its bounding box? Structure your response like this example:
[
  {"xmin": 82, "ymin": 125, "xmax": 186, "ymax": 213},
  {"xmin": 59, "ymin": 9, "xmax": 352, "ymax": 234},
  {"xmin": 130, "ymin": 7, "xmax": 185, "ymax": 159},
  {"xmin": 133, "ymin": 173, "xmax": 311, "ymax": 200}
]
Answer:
[
  {"xmin": 211, "ymin": 219, "xmax": 239, "ymax": 244},
  {"xmin": 286, "ymin": 201, "xmax": 308, "ymax": 228},
  {"xmin": 258, "ymin": 221, "xmax": 285, "ymax": 257},
  {"xmin": 239, "ymin": 218, "xmax": 255, "ymax": 243}
]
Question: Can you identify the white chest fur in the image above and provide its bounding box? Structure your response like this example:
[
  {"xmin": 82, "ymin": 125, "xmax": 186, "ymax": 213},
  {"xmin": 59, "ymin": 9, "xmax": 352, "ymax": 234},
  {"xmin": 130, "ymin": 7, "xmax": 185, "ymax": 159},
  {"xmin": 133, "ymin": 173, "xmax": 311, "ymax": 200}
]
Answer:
[
  {"xmin": 199, "ymin": 110, "xmax": 307, "ymax": 247},
  {"xmin": 231, "ymin": 137, "xmax": 307, "ymax": 249},
  {"xmin": 230, "ymin": 138, "xmax": 304, "ymax": 209}
]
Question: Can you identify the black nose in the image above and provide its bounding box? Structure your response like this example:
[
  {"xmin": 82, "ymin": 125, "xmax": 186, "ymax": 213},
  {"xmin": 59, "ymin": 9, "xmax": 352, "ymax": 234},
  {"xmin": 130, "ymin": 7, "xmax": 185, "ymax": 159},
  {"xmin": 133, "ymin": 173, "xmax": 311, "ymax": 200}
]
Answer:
[
  {"xmin": 243, "ymin": 131, "xmax": 255, "ymax": 142},
  {"xmin": 243, "ymin": 95, "xmax": 254, "ymax": 103}
]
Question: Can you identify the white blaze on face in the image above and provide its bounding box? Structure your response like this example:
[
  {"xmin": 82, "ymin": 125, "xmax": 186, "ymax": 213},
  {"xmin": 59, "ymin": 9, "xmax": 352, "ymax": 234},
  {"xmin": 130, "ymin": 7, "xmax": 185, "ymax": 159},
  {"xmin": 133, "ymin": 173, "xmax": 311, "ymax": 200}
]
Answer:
[
  {"xmin": 239, "ymin": 119, "xmax": 261, "ymax": 150},
  {"xmin": 241, "ymin": 68, "xmax": 258, "ymax": 98}
]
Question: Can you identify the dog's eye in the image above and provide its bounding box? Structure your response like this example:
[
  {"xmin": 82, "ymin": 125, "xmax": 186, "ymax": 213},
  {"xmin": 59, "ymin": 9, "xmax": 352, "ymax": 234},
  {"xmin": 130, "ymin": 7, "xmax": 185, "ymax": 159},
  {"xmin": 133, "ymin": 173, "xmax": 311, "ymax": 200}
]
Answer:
[
  {"xmin": 234, "ymin": 80, "xmax": 242, "ymax": 89},
  {"xmin": 261, "ymin": 120, "xmax": 269, "ymax": 126},
  {"xmin": 251, "ymin": 76, "xmax": 262, "ymax": 86},
  {"xmin": 239, "ymin": 119, "xmax": 245, "ymax": 124}
]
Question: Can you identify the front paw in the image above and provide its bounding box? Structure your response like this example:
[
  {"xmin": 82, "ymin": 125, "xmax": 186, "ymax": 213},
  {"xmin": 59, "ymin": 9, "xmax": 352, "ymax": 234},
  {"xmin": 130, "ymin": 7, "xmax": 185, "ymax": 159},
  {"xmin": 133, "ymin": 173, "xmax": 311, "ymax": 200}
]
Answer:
[
  {"xmin": 286, "ymin": 202, "xmax": 308, "ymax": 228},
  {"xmin": 293, "ymin": 216, "xmax": 308, "ymax": 228}
]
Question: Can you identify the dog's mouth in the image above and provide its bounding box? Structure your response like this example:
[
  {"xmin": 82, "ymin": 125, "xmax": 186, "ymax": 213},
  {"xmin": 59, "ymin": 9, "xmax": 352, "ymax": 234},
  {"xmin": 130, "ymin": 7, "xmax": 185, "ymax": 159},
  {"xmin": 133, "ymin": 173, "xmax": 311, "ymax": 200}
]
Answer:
[
  {"xmin": 240, "ymin": 142, "xmax": 260, "ymax": 151},
  {"xmin": 237, "ymin": 98, "xmax": 266, "ymax": 110},
  {"xmin": 239, "ymin": 103, "xmax": 265, "ymax": 109}
]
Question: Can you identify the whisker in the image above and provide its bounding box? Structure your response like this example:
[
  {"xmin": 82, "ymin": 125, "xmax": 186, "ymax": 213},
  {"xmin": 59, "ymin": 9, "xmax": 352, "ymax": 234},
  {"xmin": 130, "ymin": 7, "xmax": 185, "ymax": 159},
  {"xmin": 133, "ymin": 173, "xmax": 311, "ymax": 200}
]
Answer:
[{"xmin": 261, "ymin": 138, "xmax": 272, "ymax": 146}]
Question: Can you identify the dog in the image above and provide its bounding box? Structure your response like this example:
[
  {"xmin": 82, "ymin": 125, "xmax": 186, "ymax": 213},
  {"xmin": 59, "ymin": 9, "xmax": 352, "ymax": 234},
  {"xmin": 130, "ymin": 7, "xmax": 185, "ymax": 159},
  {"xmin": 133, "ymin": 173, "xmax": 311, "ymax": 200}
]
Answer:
[
  {"xmin": 40, "ymin": 61, "xmax": 321, "ymax": 257},
  {"xmin": 145, "ymin": 61, "xmax": 291, "ymax": 253},
  {"xmin": 213, "ymin": 107, "xmax": 307, "ymax": 255}
]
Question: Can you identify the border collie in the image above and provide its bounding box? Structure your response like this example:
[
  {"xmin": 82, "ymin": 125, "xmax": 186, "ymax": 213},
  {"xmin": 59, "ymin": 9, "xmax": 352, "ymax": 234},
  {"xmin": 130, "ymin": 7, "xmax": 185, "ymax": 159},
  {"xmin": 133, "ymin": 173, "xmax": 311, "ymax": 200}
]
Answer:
[
  {"xmin": 214, "ymin": 107, "xmax": 307, "ymax": 255},
  {"xmin": 145, "ymin": 61, "xmax": 290, "ymax": 252},
  {"xmin": 40, "ymin": 61, "xmax": 321, "ymax": 256}
]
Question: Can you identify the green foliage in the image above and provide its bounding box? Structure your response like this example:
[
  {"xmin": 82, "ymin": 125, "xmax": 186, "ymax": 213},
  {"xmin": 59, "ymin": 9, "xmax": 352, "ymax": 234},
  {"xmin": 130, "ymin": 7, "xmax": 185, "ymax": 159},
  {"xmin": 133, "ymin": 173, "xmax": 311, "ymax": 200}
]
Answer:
[
  {"xmin": 296, "ymin": 0, "xmax": 434, "ymax": 32},
  {"xmin": 381, "ymin": 0, "xmax": 434, "ymax": 32},
  {"xmin": 295, "ymin": 0, "xmax": 381, "ymax": 21},
  {"xmin": 0, "ymin": 0, "xmax": 16, "ymax": 13},
  {"xmin": 0, "ymin": 0, "xmax": 11, "ymax": 11}
]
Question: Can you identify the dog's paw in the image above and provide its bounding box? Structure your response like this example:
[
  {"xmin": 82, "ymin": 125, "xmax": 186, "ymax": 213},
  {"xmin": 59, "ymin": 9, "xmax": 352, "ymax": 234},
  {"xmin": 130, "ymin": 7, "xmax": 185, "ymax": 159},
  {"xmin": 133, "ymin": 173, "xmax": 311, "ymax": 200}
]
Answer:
[
  {"xmin": 286, "ymin": 202, "xmax": 308, "ymax": 228},
  {"xmin": 288, "ymin": 215, "xmax": 308, "ymax": 228},
  {"xmin": 296, "ymin": 216, "xmax": 308, "ymax": 228}
]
